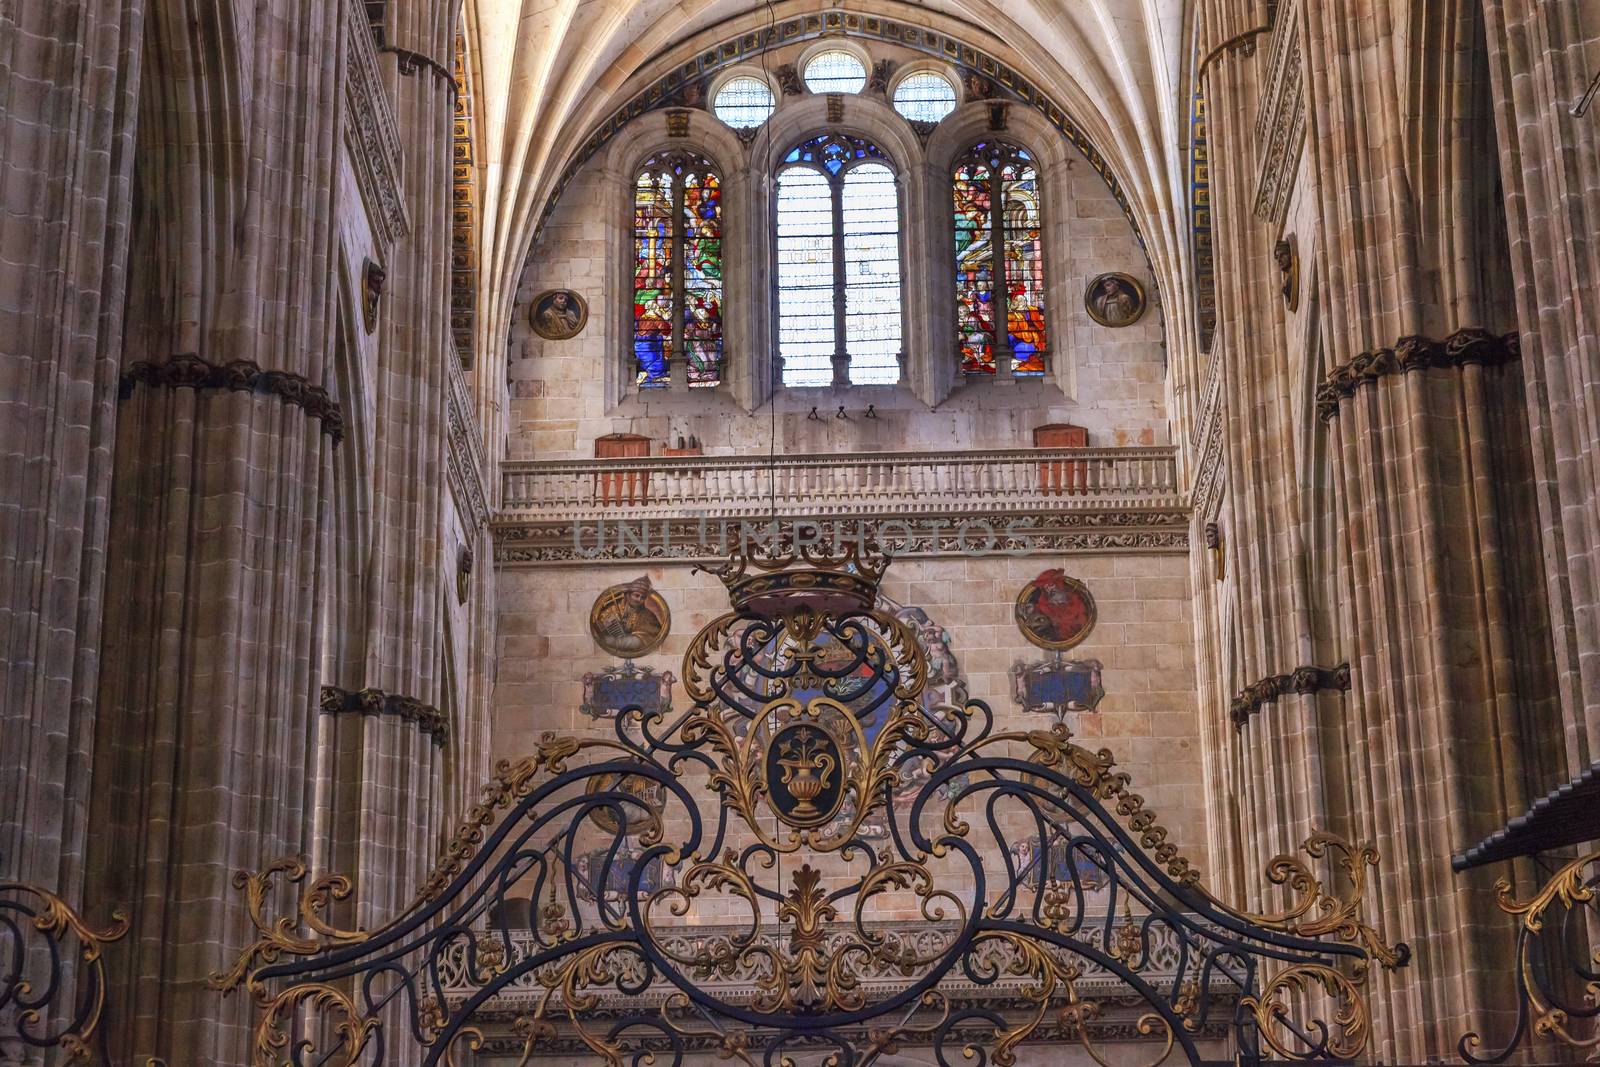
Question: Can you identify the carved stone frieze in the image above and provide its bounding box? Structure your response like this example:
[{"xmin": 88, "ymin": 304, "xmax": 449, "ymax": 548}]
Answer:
[
  {"xmin": 1230, "ymin": 663, "xmax": 1351, "ymax": 728},
  {"xmin": 320, "ymin": 684, "xmax": 449, "ymax": 747},
  {"xmin": 1252, "ymin": 8, "xmax": 1304, "ymax": 224},
  {"xmin": 493, "ymin": 512, "xmax": 1190, "ymax": 566},
  {"xmin": 119, "ymin": 356, "xmax": 345, "ymax": 444},
  {"xmin": 1315, "ymin": 329, "xmax": 1520, "ymax": 422},
  {"xmin": 344, "ymin": 0, "xmax": 410, "ymax": 246},
  {"xmin": 446, "ymin": 352, "xmax": 490, "ymax": 529}
]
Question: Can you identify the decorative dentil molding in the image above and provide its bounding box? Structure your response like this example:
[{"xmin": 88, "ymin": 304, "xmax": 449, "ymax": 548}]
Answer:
[
  {"xmin": 1315, "ymin": 329, "xmax": 1521, "ymax": 422},
  {"xmin": 1230, "ymin": 663, "xmax": 1350, "ymax": 728},
  {"xmin": 320, "ymin": 685, "xmax": 449, "ymax": 747},
  {"xmin": 344, "ymin": 0, "xmax": 410, "ymax": 247},
  {"xmin": 119, "ymin": 356, "xmax": 345, "ymax": 444}
]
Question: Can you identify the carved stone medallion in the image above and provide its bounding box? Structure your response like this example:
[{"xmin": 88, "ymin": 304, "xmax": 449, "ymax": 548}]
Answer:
[
  {"xmin": 530, "ymin": 288, "xmax": 589, "ymax": 340},
  {"xmin": 589, "ymin": 575, "xmax": 671, "ymax": 658},
  {"xmin": 1084, "ymin": 272, "xmax": 1146, "ymax": 328}
]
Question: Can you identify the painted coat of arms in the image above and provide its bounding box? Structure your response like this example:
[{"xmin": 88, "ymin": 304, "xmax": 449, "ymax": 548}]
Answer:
[{"xmin": 1010, "ymin": 655, "xmax": 1105, "ymax": 720}]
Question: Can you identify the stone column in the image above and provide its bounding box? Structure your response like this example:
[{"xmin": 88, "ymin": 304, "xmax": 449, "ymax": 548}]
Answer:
[
  {"xmin": 318, "ymin": 0, "xmax": 458, "ymax": 931},
  {"xmin": 0, "ymin": 0, "xmax": 140, "ymax": 900},
  {"xmin": 1479, "ymin": 1, "xmax": 1600, "ymax": 775},
  {"xmin": 0, "ymin": 0, "xmax": 141, "ymax": 1055},
  {"xmin": 1302, "ymin": 1, "xmax": 1560, "ymax": 1058},
  {"xmin": 84, "ymin": 0, "xmax": 344, "ymax": 1059}
]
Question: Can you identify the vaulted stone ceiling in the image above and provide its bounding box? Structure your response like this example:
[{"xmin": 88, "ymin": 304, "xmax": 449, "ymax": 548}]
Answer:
[{"xmin": 464, "ymin": 0, "xmax": 1198, "ymax": 433}]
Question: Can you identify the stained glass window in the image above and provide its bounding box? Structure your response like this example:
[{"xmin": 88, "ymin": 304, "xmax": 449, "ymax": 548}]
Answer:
[
  {"xmin": 713, "ymin": 76, "xmax": 774, "ymax": 129},
  {"xmin": 892, "ymin": 71, "xmax": 957, "ymax": 123},
  {"xmin": 777, "ymin": 134, "xmax": 902, "ymax": 387},
  {"xmin": 954, "ymin": 142, "xmax": 1046, "ymax": 376},
  {"xmin": 632, "ymin": 152, "xmax": 723, "ymax": 388},
  {"xmin": 803, "ymin": 51, "xmax": 868, "ymax": 94}
]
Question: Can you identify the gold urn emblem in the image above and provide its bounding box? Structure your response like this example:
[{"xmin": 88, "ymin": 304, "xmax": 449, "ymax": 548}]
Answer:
[{"xmin": 765, "ymin": 723, "xmax": 845, "ymax": 828}]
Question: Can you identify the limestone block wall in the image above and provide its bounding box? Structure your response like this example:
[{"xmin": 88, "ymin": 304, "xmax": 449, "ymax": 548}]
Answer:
[{"xmin": 494, "ymin": 552, "xmax": 1208, "ymax": 886}]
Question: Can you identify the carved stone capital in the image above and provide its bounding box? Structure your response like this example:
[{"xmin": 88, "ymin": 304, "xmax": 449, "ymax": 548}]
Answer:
[
  {"xmin": 1316, "ymin": 329, "xmax": 1520, "ymax": 421},
  {"xmin": 119, "ymin": 355, "xmax": 345, "ymax": 444},
  {"xmin": 320, "ymin": 684, "xmax": 449, "ymax": 747},
  {"xmin": 1230, "ymin": 663, "xmax": 1351, "ymax": 728}
]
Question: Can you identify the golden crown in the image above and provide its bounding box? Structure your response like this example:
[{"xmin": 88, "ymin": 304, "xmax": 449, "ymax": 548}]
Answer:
[{"xmin": 700, "ymin": 527, "xmax": 891, "ymax": 619}]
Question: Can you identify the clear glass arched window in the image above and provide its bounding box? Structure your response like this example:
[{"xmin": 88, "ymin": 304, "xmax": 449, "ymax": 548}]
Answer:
[
  {"xmin": 892, "ymin": 71, "xmax": 957, "ymax": 123},
  {"xmin": 633, "ymin": 152, "xmax": 723, "ymax": 388},
  {"xmin": 713, "ymin": 77, "xmax": 775, "ymax": 129},
  {"xmin": 776, "ymin": 134, "xmax": 902, "ymax": 387},
  {"xmin": 803, "ymin": 51, "xmax": 868, "ymax": 94},
  {"xmin": 953, "ymin": 141, "xmax": 1046, "ymax": 376}
]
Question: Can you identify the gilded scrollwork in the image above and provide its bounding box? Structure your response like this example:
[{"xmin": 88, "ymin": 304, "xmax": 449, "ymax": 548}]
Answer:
[
  {"xmin": 1459, "ymin": 848, "xmax": 1600, "ymax": 1062},
  {"xmin": 0, "ymin": 882, "xmax": 129, "ymax": 1063}
]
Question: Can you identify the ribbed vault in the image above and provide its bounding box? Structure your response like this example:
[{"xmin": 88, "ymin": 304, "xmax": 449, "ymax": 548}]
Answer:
[{"xmin": 463, "ymin": 0, "xmax": 1197, "ymax": 453}]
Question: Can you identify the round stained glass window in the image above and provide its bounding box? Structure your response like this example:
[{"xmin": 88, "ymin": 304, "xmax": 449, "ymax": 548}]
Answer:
[
  {"xmin": 803, "ymin": 50, "xmax": 868, "ymax": 94},
  {"xmin": 892, "ymin": 71, "xmax": 957, "ymax": 123},
  {"xmin": 713, "ymin": 76, "xmax": 775, "ymax": 129}
]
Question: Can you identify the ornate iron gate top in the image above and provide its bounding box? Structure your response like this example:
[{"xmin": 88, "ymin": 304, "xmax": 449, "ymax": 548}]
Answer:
[{"xmin": 216, "ymin": 540, "xmax": 1406, "ymax": 1066}]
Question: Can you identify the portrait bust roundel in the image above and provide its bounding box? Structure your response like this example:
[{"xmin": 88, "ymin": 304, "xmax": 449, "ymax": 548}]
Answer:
[
  {"xmin": 589, "ymin": 575, "xmax": 671, "ymax": 658},
  {"xmin": 1084, "ymin": 272, "xmax": 1146, "ymax": 328},
  {"xmin": 530, "ymin": 288, "xmax": 589, "ymax": 340},
  {"xmin": 1014, "ymin": 569, "xmax": 1097, "ymax": 651}
]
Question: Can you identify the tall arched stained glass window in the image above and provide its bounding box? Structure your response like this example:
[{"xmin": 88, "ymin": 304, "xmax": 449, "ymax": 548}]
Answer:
[
  {"xmin": 633, "ymin": 152, "xmax": 723, "ymax": 388},
  {"xmin": 777, "ymin": 134, "xmax": 902, "ymax": 387},
  {"xmin": 954, "ymin": 142, "xmax": 1046, "ymax": 376}
]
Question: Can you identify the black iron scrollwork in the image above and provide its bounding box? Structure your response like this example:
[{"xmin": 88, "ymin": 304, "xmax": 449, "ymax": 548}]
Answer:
[{"xmin": 214, "ymin": 541, "xmax": 1407, "ymax": 1067}]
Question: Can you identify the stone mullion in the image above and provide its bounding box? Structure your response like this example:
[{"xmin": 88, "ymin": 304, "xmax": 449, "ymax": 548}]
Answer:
[
  {"xmin": 0, "ymin": 0, "xmax": 141, "ymax": 917},
  {"xmin": 1481, "ymin": 0, "xmax": 1600, "ymax": 774}
]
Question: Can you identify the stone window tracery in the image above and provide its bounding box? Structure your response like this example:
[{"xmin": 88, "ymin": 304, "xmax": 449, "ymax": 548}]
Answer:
[
  {"xmin": 953, "ymin": 141, "xmax": 1046, "ymax": 376},
  {"xmin": 633, "ymin": 151, "xmax": 724, "ymax": 388},
  {"xmin": 776, "ymin": 134, "xmax": 902, "ymax": 388}
]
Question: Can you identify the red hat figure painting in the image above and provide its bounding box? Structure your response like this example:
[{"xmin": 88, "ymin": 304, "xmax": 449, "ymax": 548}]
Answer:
[{"xmin": 1014, "ymin": 569, "xmax": 1097, "ymax": 651}]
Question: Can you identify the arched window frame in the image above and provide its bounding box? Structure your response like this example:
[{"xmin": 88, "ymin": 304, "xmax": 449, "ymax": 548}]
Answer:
[
  {"xmin": 773, "ymin": 131, "xmax": 903, "ymax": 388},
  {"xmin": 925, "ymin": 103, "xmax": 1076, "ymax": 402},
  {"xmin": 952, "ymin": 139, "xmax": 1048, "ymax": 379},
  {"xmin": 601, "ymin": 114, "xmax": 751, "ymax": 409},
  {"xmin": 630, "ymin": 150, "xmax": 725, "ymax": 390}
]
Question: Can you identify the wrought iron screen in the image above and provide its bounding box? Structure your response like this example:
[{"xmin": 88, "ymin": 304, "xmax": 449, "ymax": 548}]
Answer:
[{"xmin": 213, "ymin": 541, "xmax": 1406, "ymax": 1066}]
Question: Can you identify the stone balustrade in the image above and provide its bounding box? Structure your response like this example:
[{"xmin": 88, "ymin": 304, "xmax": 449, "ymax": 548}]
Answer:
[{"xmin": 500, "ymin": 446, "xmax": 1183, "ymax": 522}]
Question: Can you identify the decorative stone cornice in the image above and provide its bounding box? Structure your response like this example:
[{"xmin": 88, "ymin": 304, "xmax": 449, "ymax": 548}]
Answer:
[
  {"xmin": 1230, "ymin": 663, "xmax": 1350, "ymax": 728},
  {"xmin": 493, "ymin": 512, "xmax": 1190, "ymax": 566},
  {"xmin": 119, "ymin": 356, "xmax": 345, "ymax": 444},
  {"xmin": 1315, "ymin": 329, "xmax": 1520, "ymax": 421},
  {"xmin": 345, "ymin": 0, "xmax": 410, "ymax": 246},
  {"xmin": 320, "ymin": 685, "xmax": 448, "ymax": 747}
]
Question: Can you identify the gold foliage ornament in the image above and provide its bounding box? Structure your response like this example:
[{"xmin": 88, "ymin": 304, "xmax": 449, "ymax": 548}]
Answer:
[
  {"xmin": 1458, "ymin": 848, "xmax": 1600, "ymax": 1062},
  {"xmin": 0, "ymin": 882, "xmax": 130, "ymax": 1064},
  {"xmin": 210, "ymin": 534, "xmax": 1409, "ymax": 1067}
]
